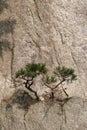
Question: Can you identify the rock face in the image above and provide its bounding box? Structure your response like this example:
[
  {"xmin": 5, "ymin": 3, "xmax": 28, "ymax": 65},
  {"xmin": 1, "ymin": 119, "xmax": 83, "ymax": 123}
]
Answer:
[
  {"xmin": 0, "ymin": 0, "xmax": 87, "ymax": 99},
  {"xmin": 0, "ymin": 0, "xmax": 87, "ymax": 130},
  {"xmin": 0, "ymin": 92, "xmax": 87, "ymax": 130}
]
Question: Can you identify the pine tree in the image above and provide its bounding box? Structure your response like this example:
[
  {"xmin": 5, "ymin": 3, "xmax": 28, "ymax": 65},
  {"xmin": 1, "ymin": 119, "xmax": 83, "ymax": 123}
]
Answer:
[{"xmin": 15, "ymin": 63, "xmax": 47, "ymax": 100}]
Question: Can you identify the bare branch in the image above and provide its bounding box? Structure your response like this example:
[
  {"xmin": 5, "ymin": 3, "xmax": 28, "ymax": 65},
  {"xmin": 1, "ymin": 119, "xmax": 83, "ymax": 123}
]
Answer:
[
  {"xmin": 53, "ymin": 79, "xmax": 65, "ymax": 90},
  {"xmin": 43, "ymin": 82, "xmax": 52, "ymax": 89},
  {"xmin": 24, "ymin": 79, "xmax": 39, "ymax": 100},
  {"xmin": 61, "ymin": 86, "xmax": 69, "ymax": 97}
]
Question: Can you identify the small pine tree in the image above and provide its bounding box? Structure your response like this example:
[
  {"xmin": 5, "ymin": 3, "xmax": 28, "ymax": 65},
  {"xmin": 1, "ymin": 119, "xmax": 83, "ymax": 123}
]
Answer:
[
  {"xmin": 15, "ymin": 63, "xmax": 77, "ymax": 100},
  {"xmin": 15, "ymin": 63, "xmax": 47, "ymax": 100},
  {"xmin": 43, "ymin": 66, "xmax": 77, "ymax": 98},
  {"xmin": 42, "ymin": 75, "xmax": 57, "ymax": 98}
]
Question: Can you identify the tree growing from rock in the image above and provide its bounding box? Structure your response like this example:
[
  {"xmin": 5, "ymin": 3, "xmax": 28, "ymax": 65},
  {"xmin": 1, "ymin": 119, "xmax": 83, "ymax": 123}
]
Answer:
[
  {"xmin": 15, "ymin": 63, "xmax": 47, "ymax": 100},
  {"xmin": 15, "ymin": 63, "xmax": 77, "ymax": 100},
  {"xmin": 43, "ymin": 66, "xmax": 77, "ymax": 99}
]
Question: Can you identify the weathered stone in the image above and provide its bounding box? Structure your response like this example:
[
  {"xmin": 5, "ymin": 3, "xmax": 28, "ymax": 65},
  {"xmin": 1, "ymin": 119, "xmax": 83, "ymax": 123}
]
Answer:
[
  {"xmin": 0, "ymin": 0, "xmax": 87, "ymax": 129},
  {"xmin": 0, "ymin": 0, "xmax": 87, "ymax": 99},
  {"xmin": 0, "ymin": 96, "xmax": 87, "ymax": 130}
]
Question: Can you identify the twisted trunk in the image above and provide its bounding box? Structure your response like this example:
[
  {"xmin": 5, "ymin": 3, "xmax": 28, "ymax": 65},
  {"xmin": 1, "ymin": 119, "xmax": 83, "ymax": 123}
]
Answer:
[{"xmin": 24, "ymin": 79, "xmax": 39, "ymax": 100}]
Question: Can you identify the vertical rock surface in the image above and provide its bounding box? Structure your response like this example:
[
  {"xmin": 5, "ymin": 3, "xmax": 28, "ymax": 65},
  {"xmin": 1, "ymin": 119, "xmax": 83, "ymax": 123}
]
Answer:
[
  {"xmin": 0, "ymin": 0, "xmax": 87, "ymax": 130},
  {"xmin": 0, "ymin": 95, "xmax": 87, "ymax": 130},
  {"xmin": 0, "ymin": 0, "xmax": 87, "ymax": 99}
]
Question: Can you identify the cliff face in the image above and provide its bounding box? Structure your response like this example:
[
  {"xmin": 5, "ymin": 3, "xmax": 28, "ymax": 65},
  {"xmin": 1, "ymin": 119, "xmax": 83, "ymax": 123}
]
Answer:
[
  {"xmin": 0, "ymin": 0, "xmax": 87, "ymax": 99},
  {"xmin": 0, "ymin": 94, "xmax": 87, "ymax": 130},
  {"xmin": 0, "ymin": 0, "xmax": 87, "ymax": 129}
]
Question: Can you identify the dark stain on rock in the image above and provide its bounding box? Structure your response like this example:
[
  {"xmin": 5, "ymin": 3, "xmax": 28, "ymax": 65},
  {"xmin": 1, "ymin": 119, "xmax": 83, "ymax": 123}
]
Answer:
[
  {"xmin": 0, "ymin": 19, "xmax": 16, "ymax": 37},
  {"xmin": 0, "ymin": 0, "xmax": 8, "ymax": 13},
  {"xmin": 0, "ymin": 40, "xmax": 11, "ymax": 57},
  {"xmin": 11, "ymin": 89, "xmax": 38, "ymax": 110}
]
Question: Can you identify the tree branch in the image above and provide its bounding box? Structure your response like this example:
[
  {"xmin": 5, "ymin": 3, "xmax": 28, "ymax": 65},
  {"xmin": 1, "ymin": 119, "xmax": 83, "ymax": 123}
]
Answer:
[
  {"xmin": 61, "ymin": 86, "xmax": 69, "ymax": 97},
  {"xmin": 53, "ymin": 79, "xmax": 65, "ymax": 90},
  {"xmin": 24, "ymin": 79, "xmax": 39, "ymax": 100},
  {"xmin": 44, "ymin": 82, "xmax": 52, "ymax": 89}
]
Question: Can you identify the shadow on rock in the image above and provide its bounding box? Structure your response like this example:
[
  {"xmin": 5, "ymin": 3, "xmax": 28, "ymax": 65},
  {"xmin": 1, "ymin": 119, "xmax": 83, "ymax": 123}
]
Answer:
[
  {"xmin": 0, "ymin": 19, "xmax": 16, "ymax": 36},
  {"xmin": 0, "ymin": 0, "xmax": 8, "ymax": 13},
  {"xmin": 11, "ymin": 89, "xmax": 38, "ymax": 110},
  {"xmin": 0, "ymin": 40, "xmax": 11, "ymax": 57}
]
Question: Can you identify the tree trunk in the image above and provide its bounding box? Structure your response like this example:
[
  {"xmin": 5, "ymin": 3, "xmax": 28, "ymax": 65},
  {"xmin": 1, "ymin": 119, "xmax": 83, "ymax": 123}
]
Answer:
[
  {"xmin": 25, "ymin": 80, "xmax": 39, "ymax": 100},
  {"xmin": 50, "ymin": 91, "xmax": 55, "ymax": 99}
]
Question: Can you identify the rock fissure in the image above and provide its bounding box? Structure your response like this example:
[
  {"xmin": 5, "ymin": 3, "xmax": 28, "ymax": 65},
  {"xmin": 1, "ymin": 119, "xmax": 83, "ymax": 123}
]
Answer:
[
  {"xmin": 18, "ymin": 16, "xmax": 41, "ymax": 59},
  {"xmin": 0, "ymin": 0, "xmax": 87, "ymax": 129},
  {"xmin": 33, "ymin": 0, "xmax": 42, "ymax": 22}
]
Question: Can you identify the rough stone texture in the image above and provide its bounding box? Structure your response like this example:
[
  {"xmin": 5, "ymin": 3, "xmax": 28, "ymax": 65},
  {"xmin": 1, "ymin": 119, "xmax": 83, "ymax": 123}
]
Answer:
[
  {"xmin": 0, "ymin": 0, "xmax": 87, "ymax": 99},
  {"xmin": 0, "ymin": 0, "xmax": 87, "ymax": 130},
  {"xmin": 0, "ymin": 93, "xmax": 87, "ymax": 130},
  {"xmin": 0, "ymin": 0, "xmax": 16, "ymax": 100}
]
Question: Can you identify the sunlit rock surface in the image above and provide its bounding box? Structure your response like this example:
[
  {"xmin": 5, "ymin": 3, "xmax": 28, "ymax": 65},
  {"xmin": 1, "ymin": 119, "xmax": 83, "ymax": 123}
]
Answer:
[
  {"xmin": 0, "ymin": 0, "xmax": 87, "ymax": 129},
  {"xmin": 0, "ymin": 93, "xmax": 87, "ymax": 130}
]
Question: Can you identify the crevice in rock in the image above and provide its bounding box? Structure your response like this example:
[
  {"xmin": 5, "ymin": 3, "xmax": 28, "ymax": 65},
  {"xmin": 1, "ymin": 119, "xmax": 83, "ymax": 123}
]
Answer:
[
  {"xmin": 8, "ymin": 6, "xmax": 16, "ymax": 87},
  {"xmin": 24, "ymin": 111, "xmax": 28, "ymax": 130},
  {"xmin": 27, "ymin": 5, "xmax": 43, "ymax": 36},
  {"xmin": 59, "ymin": 105, "xmax": 66, "ymax": 130},
  {"xmin": 57, "ymin": 98, "xmax": 72, "ymax": 130},
  {"xmin": 59, "ymin": 31, "xmax": 65, "ymax": 45},
  {"xmin": 52, "ymin": 24, "xmax": 63, "ymax": 65},
  {"xmin": 26, "ymin": 30, "xmax": 42, "ymax": 59},
  {"xmin": 9, "ymin": 27, "xmax": 15, "ymax": 78},
  {"xmin": 42, "ymin": 103, "xmax": 53, "ymax": 120},
  {"xmin": 10, "ymin": 32, "xmax": 15, "ymax": 83},
  {"xmin": 53, "ymin": 24, "xmax": 65, "ymax": 45},
  {"xmin": 68, "ymin": 46, "xmax": 86, "ymax": 97},
  {"xmin": 70, "ymin": 49, "xmax": 80, "ymax": 72},
  {"xmin": 33, "ymin": 0, "xmax": 42, "ymax": 22},
  {"xmin": 18, "ymin": 16, "xmax": 42, "ymax": 59},
  {"xmin": 52, "ymin": 42, "xmax": 62, "ymax": 66}
]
